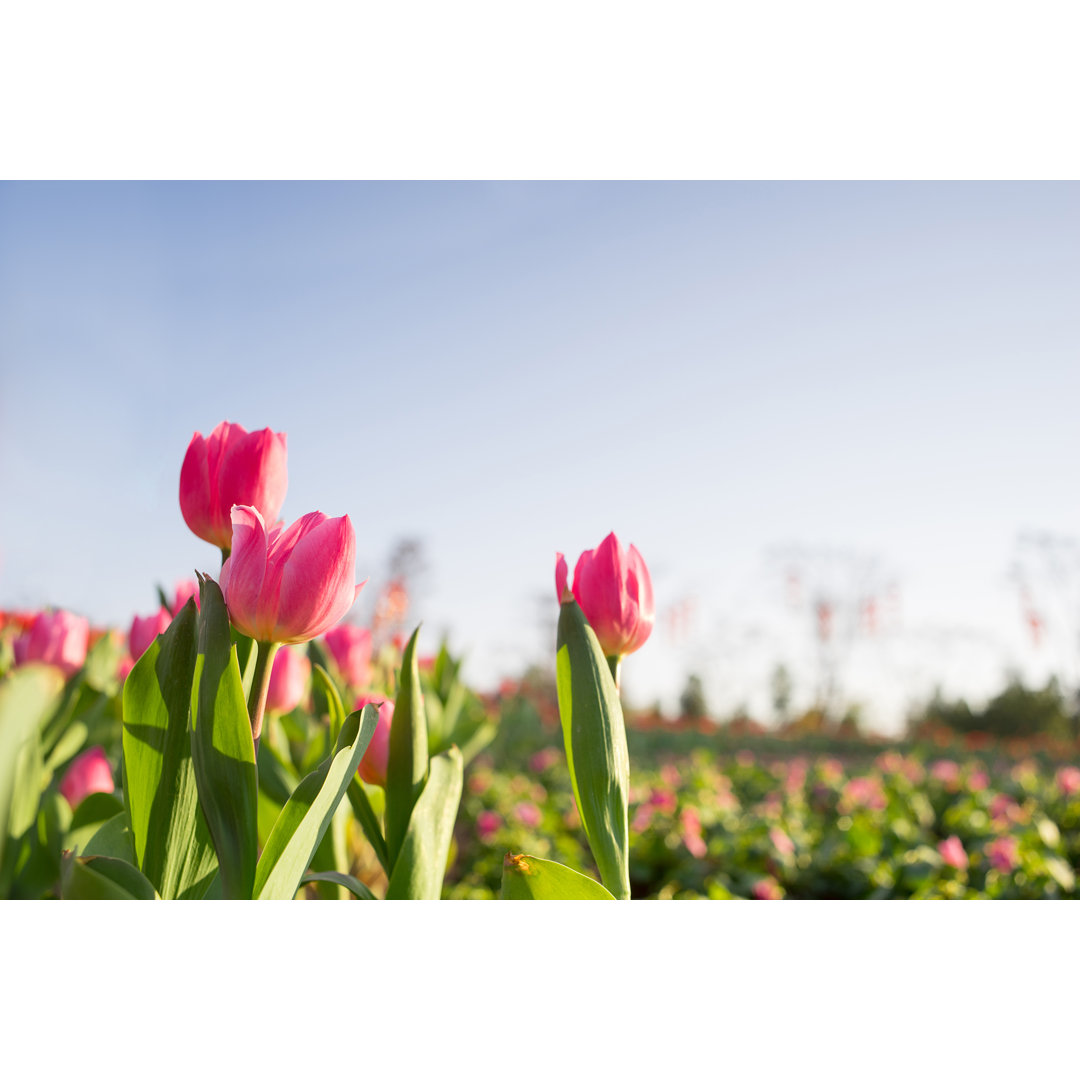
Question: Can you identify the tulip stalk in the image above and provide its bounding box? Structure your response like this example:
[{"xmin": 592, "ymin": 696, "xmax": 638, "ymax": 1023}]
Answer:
[{"xmin": 247, "ymin": 640, "xmax": 281, "ymax": 745}]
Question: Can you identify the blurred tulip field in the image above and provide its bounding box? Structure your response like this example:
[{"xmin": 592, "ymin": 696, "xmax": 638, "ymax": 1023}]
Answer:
[
  {"xmin": 4, "ymin": 418, "xmax": 1080, "ymax": 901},
  {"xmin": 4, "ymin": 613, "xmax": 1080, "ymax": 900}
]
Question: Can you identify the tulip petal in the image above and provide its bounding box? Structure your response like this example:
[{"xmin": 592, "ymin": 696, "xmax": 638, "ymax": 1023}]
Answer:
[
  {"xmin": 220, "ymin": 505, "xmax": 269, "ymax": 639},
  {"xmin": 555, "ymin": 553, "xmax": 570, "ymax": 603},
  {"xmin": 275, "ymin": 514, "xmax": 357, "ymax": 643}
]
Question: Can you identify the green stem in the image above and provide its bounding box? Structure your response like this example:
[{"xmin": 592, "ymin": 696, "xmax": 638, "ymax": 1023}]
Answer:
[
  {"xmin": 220, "ymin": 546, "xmax": 230, "ymax": 567},
  {"xmin": 606, "ymin": 654, "xmax": 622, "ymax": 694},
  {"xmin": 247, "ymin": 640, "xmax": 280, "ymax": 748}
]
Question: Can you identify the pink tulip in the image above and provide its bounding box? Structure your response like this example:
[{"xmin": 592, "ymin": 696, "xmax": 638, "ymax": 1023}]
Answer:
[
  {"xmin": 179, "ymin": 420, "xmax": 288, "ymax": 552},
  {"xmin": 129, "ymin": 608, "xmax": 173, "ymax": 662},
  {"xmin": 986, "ymin": 835, "xmax": 1019, "ymax": 873},
  {"xmin": 770, "ymin": 826, "xmax": 795, "ymax": 858},
  {"xmin": 513, "ymin": 802, "xmax": 543, "ymax": 828},
  {"xmin": 1056, "ymin": 766, "xmax": 1080, "ymax": 797},
  {"xmin": 219, "ymin": 505, "xmax": 363, "ymax": 644},
  {"xmin": 751, "ymin": 877, "xmax": 783, "ymax": 900},
  {"xmin": 477, "ymin": 810, "xmax": 501, "ymax": 842},
  {"xmin": 938, "ymin": 835, "xmax": 968, "ymax": 870},
  {"xmin": 171, "ymin": 579, "xmax": 201, "ymax": 615},
  {"xmin": 555, "ymin": 532, "xmax": 654, "ymax": 658},
  {"xmin": 323, "ymin": 624, "xmax": 373, "ymax": 689},
  {"xmin": 354, "ymin": 694, "xmax": 394, "ymax": 787},
  {"xmin": 14, "ymin": 609, "xmax": 89, "ymax": 678},
  {"xmin": 680, "ymin": 807, "xmax": 707, "ymax": 858},
  {"xmin": 265, "ymin": 646, "xmax": 311, "ymax": 715},
  {"xmin": 58, "ymin": 746, "xmax": 114, "ymax": 808}
]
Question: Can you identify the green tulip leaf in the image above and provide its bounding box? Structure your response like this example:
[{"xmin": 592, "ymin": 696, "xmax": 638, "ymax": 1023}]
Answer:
[
  {"xmin": 386, "ymin": 625, "xmax": 429, "ymax": 869},
  {"xmin": 253, "ymin": 704, "xmax": 377, "ymax": 900},
  {"xmin": 190, "ymin": 575, "xmax": 258, "ymax": 900},
  {"xmin": 121, "ymin": 598, "xmax": 217, "ymax": 899},
  {"xmin": 300, "ymin": 870, "xmax": 377, "ymax": 900},
  {"xmin": 312, "ymin": 664, "xmax": 346, "ymax": 745},
  {"xmin": 385, "ymin": 746, "xmax": 463, "ymax": 900},
  {"xmin": 66, "ymin": 792, "xmax": 125, "ymax": 853},
  {"xmin": 82, "ymin": 811, "xmax": 136, "ymax": 861},
  {"xmin": 0, "ymin": 664, "xmax": 64, "ymax": 895},
  {"xmin": 501, "ymin": 854, "xmax": 617, "ymax": 900},
  {"xmin": 61, "ymin": 852, "xmax": 159, "ymax": 900},
  {"xmin": 555, "ymin": 598, "xmax": 631, "ymax": 899},
  {"xmin": 346, "ymin": 777, "xmax": 390, "ymax": 873}
]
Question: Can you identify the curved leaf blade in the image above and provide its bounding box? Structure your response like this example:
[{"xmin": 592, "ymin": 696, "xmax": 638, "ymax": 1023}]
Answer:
[
  {"xmin": 300, "ymin": 870, "xmax": 377, "ymax": 900},
  {"xmin": 253, "ymin": 705, "xmax": 377, "ymax": 900},
  {"xmin": 61, "ymin": 852, "xmax": 159, "ymax": 900},
  {"xmin": 385, "ymin": 746, "xmax": 463, "ymax": 900},
  {"xmin": 385, "ymin": 625, "xmax": 429, "ymax": 869},
  {"xmin": 0, "ymin": 665, "xmax": 64, "ymax": 894},
  {"xmin": 555, "ymin": 598, "xmax": 631, "ymax": 899},
  {"xmin": 190, "ymin": 575, "xmax": 258, "ymax": 900},
  {"xmin": 501, "ymin": 854, "xmax": 616, "ymax": 900},
  {"xmin": 121, "ymin": 599, "xmax": 217, "ymax": 899}
]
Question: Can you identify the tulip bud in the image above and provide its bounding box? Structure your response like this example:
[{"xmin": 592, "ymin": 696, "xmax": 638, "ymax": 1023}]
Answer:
[
  {"xmin": 560, "ymin": 532, "xmax": 654, "ymax": 661},
  {"xmin": 179, "ymin": 421, "xmax": 288, "ymax": 553},
  {"xmin": 58, "ymin": 746, "xmax": 115, "ymax": 808},
  {"xmin": 129, "ymin": 608, "xmax": 173, "ymax": 662},
  {"xmin": 354, "ymin": 694, "xmax": 393, "ymax": 786},
  {"xmin": 323, "ymin": 624, "xmax": 373, "ymax": 689},
  {"xmin": 171, "ymin": 579, "xmax": 201, "ymax": 615},
  {"xmin": 14, "ymin": 609, "xmax": 90, "ymax": 678},
  {"xmin": 265, "ymin": 645, "xmax": 311, "ymax": 716},
  {"xmin": 219, "ymin": 505, "xmax": 363, "ymax": 645}
]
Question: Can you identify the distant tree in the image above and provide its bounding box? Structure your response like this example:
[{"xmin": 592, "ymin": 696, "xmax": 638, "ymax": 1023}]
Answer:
[
  {"xmin": 679, "ymin": 674, "xmax": 708, "ymax": 719},
  {"xmin": 914, "ymin": 677, "xmax": 1071, "ymax": 740}
]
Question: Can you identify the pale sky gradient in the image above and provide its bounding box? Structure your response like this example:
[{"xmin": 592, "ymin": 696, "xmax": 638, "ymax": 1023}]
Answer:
[{"xmin": 2, "ymin": 182, "xmax": 1079, "ymax": 732}]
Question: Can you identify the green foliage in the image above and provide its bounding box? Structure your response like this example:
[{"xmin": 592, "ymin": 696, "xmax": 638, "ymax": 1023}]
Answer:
[
  {"xmin": 121, "ymin": 600, "xmax": 218, "ymax": 899},
  {"xmin": 385, "ymin": 626, "xmax": 429, "ymax": 867},
  {"xmin": 555, "ymin": 598, "xmax": 630, "ymax": 899},
  {"xmin": 501, "ymin": 854, "xmax": 615, "ymax": 900}
]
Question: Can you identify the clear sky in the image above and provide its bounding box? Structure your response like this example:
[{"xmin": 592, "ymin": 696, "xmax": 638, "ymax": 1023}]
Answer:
[{"xmin": 2, "ymin": 182, "xmax": 1079, "ymax": 732}]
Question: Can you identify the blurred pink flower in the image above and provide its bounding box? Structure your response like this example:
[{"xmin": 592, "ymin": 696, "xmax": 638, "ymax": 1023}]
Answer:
[
  {"xmin": 14, "ymin": 609, "xmax": 89, "ymax": 678},
  {"xmin": 1056, "ymin": 766, "xmax": 1080, "ymax": 797},
  {"xmin": 477, "ymin": 810, "xmax": 501, "ymax": 842},
  {"xmin": 171, "ymin": 579, "xmax": 201, "ymax": 615},
  {"xmin": 938, "ymin": 835, "xmax": 968, "ymax": 870},
  {"xmin": 529, "ymin": 748, "xmax": 562, "ymax": 772},
  {"xmin": 770, "ymin": 827, "xmax": 795, "ymax": 858},
  {"xmin": 323, "ymin": 624, "xmax": 373, "ymax": 690},
  {"xmin": 58, "ymin": 747, "xmax": 114, "ymax": 808},
  {"xmin": 467, "ymin": 772, "xmax": 491, "ymax": 796},
  {"xmin": 129, "ymin": 608, "xmax": 172, "ymax": 662},
  {"xmin": 818, "ymin": 758, "xmax": 844, "ymax": 785},
  {"xmin": 265, "ymin": 645, "xmax": 310, "ymax": 715},
  {"xmin": 660, "ymin": 764, "xmax": 680, "ymax": 786},
  {"xmin": 989, "ymin": 793, "xmax": 1023, "ymax": 825},
  {"xmin": 930, "ymin": 760, "xmax": 961, "ymax": 788},
  {"xmin": 513, "ymin": 802, "xmax": 542, "ymax": 829},
  {"xmin": 680, "ymin": 807, "xmax": 707, "ymax": 858},
  {"xmin": 751, "ymin": 878, "xmax": 783, "ymax": 900},
  {"xmin": 968, "ymin": 769, "xmax": 989, "ymax": 792},
  {"xmin": 840, "ymin": 776, "xmax": 887, "ymax": 812},
  {"xmin": 354, "ymin": 694, "xmax": 394, "ymax": 787},
  {"xmin": 649, "ymin": 788, "xmax": 677, "ymax": 814},
  {"xmin": 986, "ymin": 835, "xmax": 1019, "ymax": 873}
]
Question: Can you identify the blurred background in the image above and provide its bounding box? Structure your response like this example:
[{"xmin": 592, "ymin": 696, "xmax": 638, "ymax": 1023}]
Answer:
[{"xmin": 2, "ymin": 181, "xmax": 1079, "ymax": 736}]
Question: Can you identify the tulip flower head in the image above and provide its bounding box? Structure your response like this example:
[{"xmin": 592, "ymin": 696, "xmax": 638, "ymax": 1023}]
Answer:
[
  {"xmin": 555, "ymin": 532, "xmax": 654, "ymax": 660},
  {"xmin": 59, "ymin": 746, "xmax": 115, "ymax": 808},
  {"xmin": 180, "ymin": 421, "xmax": 288, "ymax": 554},
  {"xmin": 938, "ymin": 835, "xmax": 968, "ymax": 870},
  {"xmin": 129, "ymin": 608, "xmax": 173, "ymax": 662},
  {"xmin": 14, "ymin": 609, "xmax": 90, "ymax": 678},
  {"xmin": 354, "ymin": 694, "xmax": 393, "ymax": 787},
  {"xmin": 265, "ymin": 645, "xmax": 311, "ymax": 716},
  {"xmin": 219, "ymin": 506, "xmax": 363, "ymax": 645},
  {"xmin": 323, "ymin": 624, "xmax": 373, "ymax": 690}
]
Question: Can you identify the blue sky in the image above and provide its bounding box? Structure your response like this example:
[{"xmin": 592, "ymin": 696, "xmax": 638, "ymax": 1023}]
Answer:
[{"xmin": 2, "ymin": 182, "xmax": 1079, "ymax": 731}]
